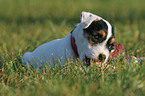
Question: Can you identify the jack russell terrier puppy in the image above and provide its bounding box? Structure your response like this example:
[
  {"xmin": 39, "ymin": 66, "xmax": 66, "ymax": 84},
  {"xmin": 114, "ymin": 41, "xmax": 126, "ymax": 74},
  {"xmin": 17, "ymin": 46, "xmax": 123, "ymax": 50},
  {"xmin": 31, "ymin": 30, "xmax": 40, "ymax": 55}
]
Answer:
[{"xmin": 22, "ymin": 12, "xmax": 115, "ymax": 68}]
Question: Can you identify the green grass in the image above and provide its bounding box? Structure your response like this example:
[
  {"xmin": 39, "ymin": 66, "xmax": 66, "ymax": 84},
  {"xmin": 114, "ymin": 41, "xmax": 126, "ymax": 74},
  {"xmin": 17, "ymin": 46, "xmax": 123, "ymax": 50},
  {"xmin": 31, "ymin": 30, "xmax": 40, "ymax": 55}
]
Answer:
[{"xmin": 0, "ymin": 0, "xmax": 145, "ymax": 95}]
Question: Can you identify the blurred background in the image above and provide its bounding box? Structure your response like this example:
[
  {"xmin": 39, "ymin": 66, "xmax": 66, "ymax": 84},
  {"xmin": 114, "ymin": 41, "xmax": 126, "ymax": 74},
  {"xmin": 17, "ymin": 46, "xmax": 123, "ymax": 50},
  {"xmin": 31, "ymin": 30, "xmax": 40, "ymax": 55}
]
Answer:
[{"xmin": 0, "ymin": 0, "xmax": 145, "ymax": 23}]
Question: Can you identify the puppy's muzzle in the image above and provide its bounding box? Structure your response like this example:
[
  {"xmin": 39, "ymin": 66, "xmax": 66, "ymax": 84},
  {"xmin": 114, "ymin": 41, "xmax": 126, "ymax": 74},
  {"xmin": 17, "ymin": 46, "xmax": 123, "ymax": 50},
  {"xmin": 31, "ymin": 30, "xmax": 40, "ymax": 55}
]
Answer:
[
  {"xmin": 98, "ymin": 54, "xmax": 106, "ymax": 61},
  {"xmin": 84, "ymin": 54, "xmax": 106, "ymax": 67}
]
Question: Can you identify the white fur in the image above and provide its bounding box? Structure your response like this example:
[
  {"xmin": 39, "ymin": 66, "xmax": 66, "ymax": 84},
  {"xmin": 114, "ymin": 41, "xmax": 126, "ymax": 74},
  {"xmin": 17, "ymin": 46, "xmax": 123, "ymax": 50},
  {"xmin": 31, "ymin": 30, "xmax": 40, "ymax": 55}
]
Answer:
[
  {"xmin": 22, "ymin": 12, "xmax": 113, "ymax": 67},
  {"xmin": 22, "ymin": 34, "xmax": 77, "ymax": 67}
]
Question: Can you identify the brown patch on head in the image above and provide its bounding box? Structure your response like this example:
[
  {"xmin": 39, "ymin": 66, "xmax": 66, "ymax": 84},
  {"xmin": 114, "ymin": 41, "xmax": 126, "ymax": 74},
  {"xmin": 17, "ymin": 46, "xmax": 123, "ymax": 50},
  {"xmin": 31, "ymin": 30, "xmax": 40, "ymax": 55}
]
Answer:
[
  {"xmin": 88, "ymin": 38, "xmax": 95, "ymax": 46},
  {"xmin": 98, "ymin": 30, "xmax": 106, "ymax": 39},
  {"xmin": 110, "ymin": 38, "xmax": 115, "ymax": 45},
  {"xmin": 83, "ymin": 33, "xmax": 95, "ymax": 46}
]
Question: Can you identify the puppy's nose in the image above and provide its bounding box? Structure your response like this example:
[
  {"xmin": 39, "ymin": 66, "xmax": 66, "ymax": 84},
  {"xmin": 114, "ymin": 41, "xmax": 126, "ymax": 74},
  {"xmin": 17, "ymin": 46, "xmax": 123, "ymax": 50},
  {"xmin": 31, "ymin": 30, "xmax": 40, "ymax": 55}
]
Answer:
[{"xmin": 98, "ymin": 54, "xmax": 106, "ymax": 61}]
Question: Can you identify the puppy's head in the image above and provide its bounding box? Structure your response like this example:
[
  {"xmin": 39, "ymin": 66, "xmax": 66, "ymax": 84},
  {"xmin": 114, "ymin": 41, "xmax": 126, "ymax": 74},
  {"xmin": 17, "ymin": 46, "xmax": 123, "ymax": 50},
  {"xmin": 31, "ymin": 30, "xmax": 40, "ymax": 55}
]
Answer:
[{"xmin": 72, "ymin": 12, "xmax": 115, "ymax": 67}]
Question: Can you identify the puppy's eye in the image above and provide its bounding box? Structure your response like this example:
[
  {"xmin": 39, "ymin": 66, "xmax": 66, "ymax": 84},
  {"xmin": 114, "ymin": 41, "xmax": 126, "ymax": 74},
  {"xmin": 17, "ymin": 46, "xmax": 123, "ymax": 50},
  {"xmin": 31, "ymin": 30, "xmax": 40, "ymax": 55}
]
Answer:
[
  {"xmin": 93, "ymin": 35, "xmax": 99, "ymax": 39},
  {"xmin": 92, "ymin": 35, "xmax": 100, "ymax": 41}
]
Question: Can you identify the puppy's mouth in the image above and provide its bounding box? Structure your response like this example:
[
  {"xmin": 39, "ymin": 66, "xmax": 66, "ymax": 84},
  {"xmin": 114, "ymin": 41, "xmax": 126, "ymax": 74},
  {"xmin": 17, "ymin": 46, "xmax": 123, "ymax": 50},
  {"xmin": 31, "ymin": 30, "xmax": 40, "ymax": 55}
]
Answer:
[
  {"xmin": 84, "ymin": 56, "xmax": 91, "ymax": 67},
  {"xmin": 84, "ymin": 56, "xmax": 105, "ymax": 67}
]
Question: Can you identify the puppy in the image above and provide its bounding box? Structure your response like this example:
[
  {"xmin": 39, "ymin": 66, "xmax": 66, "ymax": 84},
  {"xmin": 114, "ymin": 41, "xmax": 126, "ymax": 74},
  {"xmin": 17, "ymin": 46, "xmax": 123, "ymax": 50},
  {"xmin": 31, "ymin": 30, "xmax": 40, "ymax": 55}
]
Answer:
[{"xmin": 22, "ymin": 12, "xmax": 115, "ymax": 68}]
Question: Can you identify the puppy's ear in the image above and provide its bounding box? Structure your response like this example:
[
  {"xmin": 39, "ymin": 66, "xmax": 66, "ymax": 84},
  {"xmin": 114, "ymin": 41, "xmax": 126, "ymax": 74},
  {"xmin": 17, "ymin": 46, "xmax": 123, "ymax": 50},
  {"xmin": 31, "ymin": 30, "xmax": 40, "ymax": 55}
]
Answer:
[
  {"xmin": 80, "ymin": 11, "xmax": 102, "ymax": 28},
  {"xmin": 81, "ymin": 12, "xmax": 91, "ymax": 23}
]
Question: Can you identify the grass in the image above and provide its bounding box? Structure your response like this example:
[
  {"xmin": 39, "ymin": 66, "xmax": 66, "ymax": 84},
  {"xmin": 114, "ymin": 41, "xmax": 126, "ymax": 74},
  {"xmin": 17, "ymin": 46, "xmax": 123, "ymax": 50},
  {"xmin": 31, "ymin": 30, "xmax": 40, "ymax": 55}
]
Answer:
[{"xmin": 0, "ymin": 0, "xmax": 145, "ymax": 95}]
